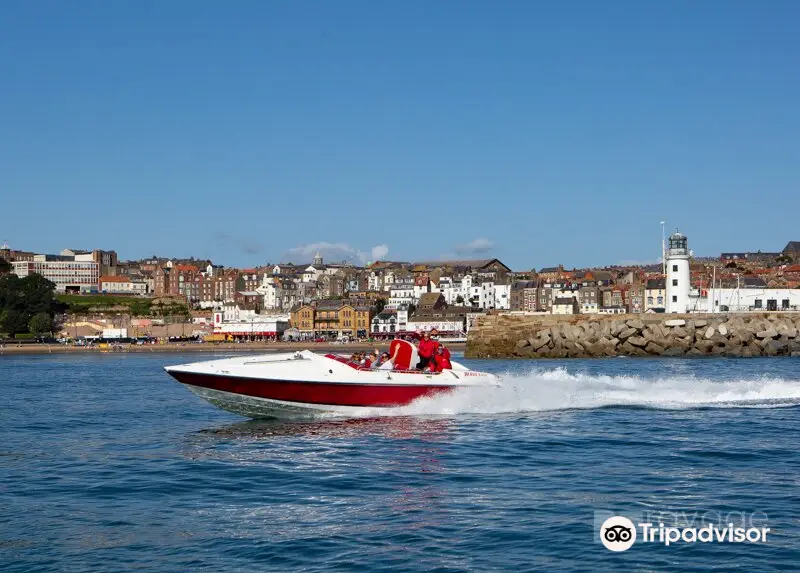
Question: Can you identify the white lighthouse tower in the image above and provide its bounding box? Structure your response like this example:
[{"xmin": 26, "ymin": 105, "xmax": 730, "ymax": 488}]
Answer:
[{"xmin": 666, "ymin": 231, "xmax": 690, "ymax": 313}]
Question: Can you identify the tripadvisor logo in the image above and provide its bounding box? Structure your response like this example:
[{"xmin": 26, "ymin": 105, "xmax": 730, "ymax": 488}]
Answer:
[
  {"xmin": 600, "ymin": 516, "xmax": 636, "ymax": 551},
  {"xmin": 598, "ymin": 514, "xmax": 770, "ymax": 551}
]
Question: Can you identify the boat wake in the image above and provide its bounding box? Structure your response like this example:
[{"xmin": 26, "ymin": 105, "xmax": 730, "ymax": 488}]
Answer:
[{"xmin": 350, "ymin": 367, "xmax": 800, "ymax": 418}]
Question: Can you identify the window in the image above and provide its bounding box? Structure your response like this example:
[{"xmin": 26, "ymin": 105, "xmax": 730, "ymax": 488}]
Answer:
[
  {"xmin": 754, "ymin": 299, "xmax": 762, "ymax": 309},
  {"xmin": 657, "ymin": 296, "xmax": 664, "ymax": 305},
  {"xmin": 782, "ymin": 299, "xmax": 790, "ymax": 309},
  {"xmin": 647, "ymin": 296, "xmax": 653, "ymax": 305},
  {"xmin": 672, "ymin": 279, "xmax": 678, "ymax": 287},
  {"xmin": 672, "ymin": 295, "xmax": 677, "ymax": 303},
  {"xmin": 672, "ymin": 265, "xmax": 678, "ymax": 272}
]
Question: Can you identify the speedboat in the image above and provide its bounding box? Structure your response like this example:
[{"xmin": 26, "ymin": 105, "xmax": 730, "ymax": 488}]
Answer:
[{"xmin": 164, "ymin": 339, "xmax": 499, "ymax": 419}]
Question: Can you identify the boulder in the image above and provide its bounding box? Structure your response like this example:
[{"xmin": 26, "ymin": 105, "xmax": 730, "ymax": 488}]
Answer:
[
  {"xmin": 672, "ymin": 326, "xmax": 688, "ymax": 338},
  {"xmin": 693, "ymin": 319, "xmax": 708, "ymax": 328},
  {"xmin": 626, "ymin": 319, "xmax": 645, "ymax": 331},
  {"xmin": 717, "ymin": 323, "xmax": 728, "ymax": 336},
  {"xmin": 516, "ymin": 339, "xmax": 531, "ymax": 349},
  {"xmin": 704, "ymin": 326, "xmax": 716, "ymax": 340},
  {"xmin": 618, "ymin": 327, "xmax": 637, "ymax": 340},
  {"xmin": 620, "ymin": 341, "xmax": 647, "ymax": 356},
  {"xmin": 645, "ymin": 341, "xmax": 666, "ymax": 355},
  {"xmin": 662, "ymin": 347, "xmax": 686, "ymax": 357},
  {"xmin": 530, "ymin": 336, "xmax": 550, "ymax": 351},
  {"xmin": 516, "ymin": 345, "xmax": 535, "ymax": 358},
  {"xmin": 764, "ymin": 339, "xmax": 785, "ymax": 356},
  {"xmin": 756, "ymin": 327, "xmax": 778, "ymax": 339},
  {"xmin": 695, "ymin": 340, "xmax": 714, "ymax": 353},
  {"xmin": 628, "ymin": 336, "xmax": 648, "ymax": 348},
  {"xmin": 664, "ymin": 319, "xmax": 686, "ymax": 327}
]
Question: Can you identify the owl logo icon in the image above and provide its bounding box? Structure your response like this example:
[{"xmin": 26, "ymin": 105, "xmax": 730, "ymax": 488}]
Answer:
[{"xmin": 600, "ymin": 516, "xmax": 637, "ymax": 551}]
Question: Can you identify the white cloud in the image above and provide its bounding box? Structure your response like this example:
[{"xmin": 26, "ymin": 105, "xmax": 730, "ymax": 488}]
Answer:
[
  {"xmin": 455, "ymin": 237, "xmax": 493, "ymax": 256},
  {"xmin": 283, "ymin": 242, "xmax": 390, "ymax": 265},
  {"xmin": 371, "ymin": 244, "xmax": 389, "ymax": 261}
]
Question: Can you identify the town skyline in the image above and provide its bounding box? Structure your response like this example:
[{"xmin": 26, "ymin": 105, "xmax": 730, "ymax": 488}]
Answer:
[{"xmin": 2, "ymin": 231, "xmax": 796, "ymax": 273}]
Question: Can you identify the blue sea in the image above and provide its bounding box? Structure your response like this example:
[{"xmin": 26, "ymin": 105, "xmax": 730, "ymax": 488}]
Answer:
[{"xmin": 2, "ymin": 353, "xmax": 799, "ymax": 572}]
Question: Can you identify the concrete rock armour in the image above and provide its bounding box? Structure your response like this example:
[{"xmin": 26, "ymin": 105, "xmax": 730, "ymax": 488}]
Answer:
[{"xmin": 466, "ymin": 313, "xmax": 800, "ymax": 359}]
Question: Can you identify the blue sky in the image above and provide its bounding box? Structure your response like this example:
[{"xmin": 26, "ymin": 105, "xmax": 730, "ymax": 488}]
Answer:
[{"xmin": 2, "ymin": 1, "xmax": 798, "ymax": 271}]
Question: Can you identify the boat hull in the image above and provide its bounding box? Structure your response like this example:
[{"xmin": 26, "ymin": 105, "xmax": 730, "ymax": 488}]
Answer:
[
  {"xmin": 183, "ymin": 384, "xmax": 401, "ymax": 419},
  {"xmin": 169, "ymin": 369, "xmax": 455, "ymax": 408}
]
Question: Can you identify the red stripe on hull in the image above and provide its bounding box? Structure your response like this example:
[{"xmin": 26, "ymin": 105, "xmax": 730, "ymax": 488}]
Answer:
[{"xmin": 168, "ymin": 371, "xmax": 455, "ymax": 407}]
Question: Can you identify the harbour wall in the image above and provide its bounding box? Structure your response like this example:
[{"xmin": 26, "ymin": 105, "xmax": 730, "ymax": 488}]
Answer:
[{"xmin": 465, "ymin": 313, "xmax": 800, "ymax": 358}]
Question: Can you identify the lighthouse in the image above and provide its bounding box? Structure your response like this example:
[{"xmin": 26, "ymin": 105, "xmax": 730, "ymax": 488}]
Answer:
[{"xmin": 666, "ymin": 231, "xmax": 690, "ymax": 313}]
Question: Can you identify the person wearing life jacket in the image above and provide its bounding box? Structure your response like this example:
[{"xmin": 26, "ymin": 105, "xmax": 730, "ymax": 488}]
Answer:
[
  {"xmin": 431, "ymin": 345, "xmax": 452, "ymax": 372},
  {"xmin": 416, "ymin": 330, "xmax": 437, "ymax": 370}
]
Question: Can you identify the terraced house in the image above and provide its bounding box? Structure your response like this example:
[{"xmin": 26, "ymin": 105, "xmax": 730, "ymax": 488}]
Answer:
[{"xmin": 290, "ymin": 300, "xmax": 375, "ymax": 340}]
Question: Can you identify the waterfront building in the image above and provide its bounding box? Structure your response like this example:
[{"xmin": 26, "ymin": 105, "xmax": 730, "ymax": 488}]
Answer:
[
  {"xmin": 644, "ymin": 278, "xmax": 666, "ymax": 312},
  {"xmin": 551, "ymin": 297, "xmax": 579, "ymax": 315}
]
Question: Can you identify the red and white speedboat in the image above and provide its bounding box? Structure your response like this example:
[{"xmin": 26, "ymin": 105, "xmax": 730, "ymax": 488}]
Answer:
[{"xmin": 164, "ymin": 340, "xmax": 499, "ymax": 419}]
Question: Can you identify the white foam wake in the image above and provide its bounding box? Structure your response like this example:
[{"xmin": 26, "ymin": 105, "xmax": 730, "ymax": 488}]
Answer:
[{"xmin": 358, "ymin": 368, "xmax": 800, "ymax": 418}]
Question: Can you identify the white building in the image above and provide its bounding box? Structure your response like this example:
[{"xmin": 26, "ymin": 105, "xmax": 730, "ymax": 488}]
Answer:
[
  {"xmin": 493, "ymin": 284, "xmax": 511, "ymax": 310},
  {"xmin": 396, "ymin": 305, "xmax": 410, "ymax": 332},
  {"xmin": 666, "ymin": 231, "xmax": 691, "ymax": 313},
  {"xmin": 406, "ymin": 317, "xmax": 464, "ymax": 335},
  {"xmin": 552, "ymin": 297, "xmax": 578, "ymax": 314},
  {"xmin": 371, "ymin": 310, "xmax": 398, "ymax": 335},
  {"xmin": 100, "ymin": 276, "xmax": 148, "ymax": 295},
  {"xmin": 386, "ymin": 277, "xmax": 416, "ymax": 308},
  {"xmin": 12, "ymin": 254, "xmax": 100, "ymax": 293},
  {"xmin": 212, "ymin": 309, "xmax": 290, "ymax": 339},
  {"xmin": 256, "ymin": 276, "xmax": 298, "ymax": 311},
  {"xmin": 412, "ymin": 277, "xmax": 434, "ymax": 301},
  {"xmin": 706, "ymin": 288, "xmax": 800, "ymax": 313}
]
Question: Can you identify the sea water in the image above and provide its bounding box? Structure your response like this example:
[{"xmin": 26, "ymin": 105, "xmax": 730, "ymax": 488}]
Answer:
[{"xmin": 1, "ymin": 353, "xmax": 799, "ymax": 571}]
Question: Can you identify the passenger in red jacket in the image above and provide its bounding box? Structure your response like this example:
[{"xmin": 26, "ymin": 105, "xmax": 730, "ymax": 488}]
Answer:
[
  {"xmin": 432, "ymin": 345, "xmax": 452, "ymax": 371},
  {"xmin": 416, "ymin": 331, "xmax": 436, "ymax": 370}
]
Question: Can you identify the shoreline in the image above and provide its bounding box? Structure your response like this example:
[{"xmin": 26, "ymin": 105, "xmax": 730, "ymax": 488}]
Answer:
[{"xmin": 0, "ymin": 341, "xmax": 467, "ymax": 356}]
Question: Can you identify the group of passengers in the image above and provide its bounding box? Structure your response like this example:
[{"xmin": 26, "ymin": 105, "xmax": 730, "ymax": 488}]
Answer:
[
  {"xmin": 347, "ymin": 351, "xmax": 391, "ymax": 369},
  {"xmin": 415, "ymin": 330, "xmax": 452, "ymax": 372},
  {"xmin": 346, "ymin": 330, "xmax": 452, "ymax": 372}
]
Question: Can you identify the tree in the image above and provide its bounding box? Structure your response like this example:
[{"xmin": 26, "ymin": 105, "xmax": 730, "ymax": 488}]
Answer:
[
  {"xmin": 375, "ymin": 297, "xmax": 387, "ymax": 313},
  {"xmin": 0, "ymin": 259, "xmax": 10, "ymax": 274},
  {"xmin": 0, "ymin": 273, "xmax": 64, "ymax": 334},
  {"xmin": 1, "ymin": 309, "xmax": 29, "ymax": 335},
  {"xmin": 456, "ymin": 295, "xmax": 464, "ymax": 304},
  {"xmin": 28, "ymin": 313, "xmax": 53, "ymax": 336}
]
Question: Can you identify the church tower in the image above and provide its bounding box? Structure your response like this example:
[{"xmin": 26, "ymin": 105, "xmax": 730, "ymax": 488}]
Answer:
[
  {"xmin": 666, "ymin": 231, "xmax": 690, "ymax": 313},
  {"xmin": 313, "ymin": 251, "xmax": 323, "ymax": 266}
]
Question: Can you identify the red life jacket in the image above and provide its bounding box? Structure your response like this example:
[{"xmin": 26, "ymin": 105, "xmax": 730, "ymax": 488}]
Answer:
[{"xmin": 418, "ymin": 338, "xmax": 436, "ymax": 358}]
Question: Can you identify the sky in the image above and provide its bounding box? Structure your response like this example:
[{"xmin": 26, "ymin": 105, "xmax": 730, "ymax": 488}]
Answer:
[{"xmin": 1, "ymin": 1, "xmax": 799, "ymax": 271}]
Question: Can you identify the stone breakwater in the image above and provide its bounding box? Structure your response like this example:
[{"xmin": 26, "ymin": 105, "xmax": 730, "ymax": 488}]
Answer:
[{"xmin": 465, "ymin": 313, "xmax": 800, "ymax": 358}]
